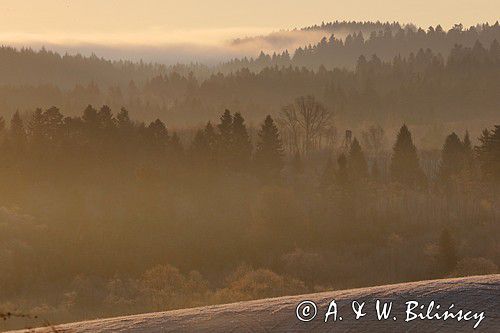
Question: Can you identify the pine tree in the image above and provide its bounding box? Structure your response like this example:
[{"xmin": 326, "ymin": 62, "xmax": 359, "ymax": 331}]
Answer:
[
  {"xmin": 98, "ymin": 105, "xmax": 115, "ymax": 130},
  {"xmin": 254, "ymin": 115, "xmax": 284, "ymax": 181},
  {"xmin": 28, "ymin": 108, "xmax": 45, "ymax": 147},
  {"xmin": 348, "ymin": 137, "xmax": 368, "ymax": 180},
  {"xmin": 231, "ymin": 112, "xmax": 252, "ymax": 170},
  {"xmin": 146, "ymin": 119, "xmax": 169, "ymax": 156},
  {"xmin": 10, "ymin": 111, "xmax": 26, "ymax": 152},
  {"xmin": 191, "ymin": 122, "xmax": 218, "ymax": 169},
  {"xmin": 439, "ymin": 132, "xmax": 465, "ymax": 182},
  {"xmin": 476, "ymin": 125, "xmax": 500, "ymax": 182},
  {"xmin": 217, "ymin": 109, "xmax": 233, "ymax": 168},
  {"xmin": 116, "ymin": 107, "xmax": 132, "ymax": 129},
  {"xmin": 390, "ymin": 124, "xmax": 426, "ymax": 188},
  {"xmin": 82, "ymin": 105, "xmax": 99, "ymax": 128}
]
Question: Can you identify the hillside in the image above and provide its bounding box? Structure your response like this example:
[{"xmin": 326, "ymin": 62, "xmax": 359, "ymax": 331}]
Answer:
[{"xmin": 9, "ymin": 275, "xmax": 500, "ymax": 332}]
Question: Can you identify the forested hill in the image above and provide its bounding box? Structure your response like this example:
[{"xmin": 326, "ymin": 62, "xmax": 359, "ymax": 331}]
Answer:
[
  {"xmin": 220, "ymin": 22, "xmax": 500, "ymax": 72},
  {"xmin": 2, "ymin": 22, "xmax": 499, "ymax": 89},
  {"xmin": 0, "ymin": 46, "xmax": 168, "ymax": 88},
  {"xmin": 0, "ymin": 41, "xmax": 497, "ymax": 129}
]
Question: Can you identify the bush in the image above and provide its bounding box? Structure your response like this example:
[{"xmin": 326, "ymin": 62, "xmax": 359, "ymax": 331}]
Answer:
[
  {"xmin": 213, "ymin": 266, "xmax": 307, "ymax": 304},
  {"xmin": 450, "ymin": 257, "xmax": 498, "ymax": 277}
]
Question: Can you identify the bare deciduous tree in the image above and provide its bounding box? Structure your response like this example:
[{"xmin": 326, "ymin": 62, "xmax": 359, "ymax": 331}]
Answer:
[{"xmin": 279, "ymin": 96, "xmax": 333, "ymax": 156}]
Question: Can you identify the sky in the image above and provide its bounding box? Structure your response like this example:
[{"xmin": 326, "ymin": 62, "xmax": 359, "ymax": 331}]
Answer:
[{"xmin": 1, "ymin": 0, "xmax": 498, "ymax": 63}]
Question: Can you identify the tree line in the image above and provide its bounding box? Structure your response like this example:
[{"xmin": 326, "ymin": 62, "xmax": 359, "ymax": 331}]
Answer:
[
  {"xmin": 1, "ymin": 39, "xmax": 498, "ymax": 128},
  {"xmin": 1, "ymin": 103, "xmax": 498, "ymax": 190},
  {"xmin": 1, "ymin": 103, "xmax": 499, "ymax": 330},
  {"xmin": 221, "ymin": 22, "xmax": 500, "ymax": 71}
]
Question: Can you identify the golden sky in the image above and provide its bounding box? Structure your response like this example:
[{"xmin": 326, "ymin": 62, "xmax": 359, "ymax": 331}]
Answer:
[{"xmin": 1, "ymin": 0, "xmax": 499, "ymax": 45}]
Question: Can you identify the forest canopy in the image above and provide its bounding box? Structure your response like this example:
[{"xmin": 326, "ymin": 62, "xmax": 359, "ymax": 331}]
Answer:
[{"xmin": 0, "ymin": 19, "xmax": 499, "ymax": 331}]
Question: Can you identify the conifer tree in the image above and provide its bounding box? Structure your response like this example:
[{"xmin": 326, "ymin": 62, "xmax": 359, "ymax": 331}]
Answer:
[
  {"xmin": 390, "ymin": 124, "xmax": 426, "ymax": 188},
  {"xmin": 232, "ymin": 112, "xmax": 252, "ymax": 170},
  {"xmin": 146, "ymin": 119, "xmax": 169, "ymax": 156},
  {"xmin": 254, "ymin": 115, "xmax": 283, "ymax": 180},
  {"xmin": 191, "ymin": 122, "xmax": 218, "ymax": 168},
  {"xmin": 439, "ymin": 132, "xmax": 465, "ymax": 182},
  {"xmin": 203, "ymin": 122, "xmax": 218, "ymax": 162},
  {"xmin": 217, "ymin": 109, "xmax": 233, "ymax": 167},
  {"xmin": 218, "ymin": 109, "xmax": 233, "ymax": 146},
  {"xmin": 476, "ymin": 125, "xmax": 500, "ymax": 182},
  {"xmin": 348, "ymin": 137, "xmax": 368, "ymax": 180},
  {"xmin": 10, "ymin": 111, "xmax": 26, "ymax": 152},
  {"xmin": 82, "ymin": 105, "xmax": 99, "ymax": 128},
  {"xmin": 116, "ymin": 107, "xmax": 132, "ymax": 129}
]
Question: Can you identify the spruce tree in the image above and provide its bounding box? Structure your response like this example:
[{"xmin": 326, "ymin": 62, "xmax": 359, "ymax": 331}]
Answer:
[
  {"xmin": 232, "ymin": 112, "xmax": 252, "ymax": 170},
  {"xmin": 348, "ymin": 137, "xmax": 368, "ymax": 181},
  {"xmin": 217, "ymin": 109, "xmax": 233, "ymax": 168},
  {"xmin": 439, "ymin": 132, "xmax": 465, "ymax": 182},
  {"xmin": 146, "ymin": 119, "xmax": 169, "ymax": 155},
  {"xmin": 254, "ymin": 115, "xmax": 284, "ymax": 181},
  {"xmin": 476, "ymin": 125, "xmax": 500, "ymax": 182},
  {"xmin": 10, "ymin": 111, "xmax": 26, "ymax": 152},
  {"xmin": 116, "ymin": 107, "xmax": 132, "ymax": 129},
  {"xmin": 390, "ymin": 124, "xmax": 426, "ymax": 188}
]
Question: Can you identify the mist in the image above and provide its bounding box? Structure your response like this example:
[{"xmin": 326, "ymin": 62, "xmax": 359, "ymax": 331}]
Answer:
[{"xmin": 3, "ymin": 28, "xmax": 343, "ymax": 65}]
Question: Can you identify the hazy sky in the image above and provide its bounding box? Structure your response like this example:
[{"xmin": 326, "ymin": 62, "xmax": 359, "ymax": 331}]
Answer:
[
  {"xmin": 1, "ymin": 0, "xmax": 498, "ymax": 63},
  {"xmin": 2, "ymin": 0, "xmax": 498, "ymax": 43}
]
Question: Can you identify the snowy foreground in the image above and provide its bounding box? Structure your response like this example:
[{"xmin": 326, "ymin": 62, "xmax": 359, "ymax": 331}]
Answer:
[{"xmin": 9, "ymin": 275, "xmax": 500, "ymax": 332}]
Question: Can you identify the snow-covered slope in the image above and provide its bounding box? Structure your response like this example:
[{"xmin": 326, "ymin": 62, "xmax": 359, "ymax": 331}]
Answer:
[{"xmin": 9, "ymin": 275, "xmax": 500, "ymax": 332}]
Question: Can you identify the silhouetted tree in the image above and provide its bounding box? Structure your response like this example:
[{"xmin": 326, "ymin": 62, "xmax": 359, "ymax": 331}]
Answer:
[
  {"xmin": 231, "ymin": 112, "xmax": 252, "ymax": 170},
  {"xmin": 390, "ymin": 124, "xmax": 426, "ymax": 188},
  {"xmin": 9, "ymin": 111, "xmax": 26, "ymax": 153},
  {"xmin": 191, "ymin": 122, "xmax": 217, "ymax": 169},
  {"xmin": 280, "ymin": 96, "xmax": 333, "ymax": 156},
  {"xmin": 476, "ymin": 125, "xmax": 500, "ymax": 182},
  {"xmin": 146, "ymin": 119, "xmax": 169, "ymax": 156},
  {"xmin": 217, "ymin": 109, "xmax": 233, "ymax": 168},
  {"xmin": 348, "ymin": 138, "xmax": 368, "ymax": 181},
  {"xmin": 439, "ymin": 132, "xmax": 466, "ymax": 182},
  {"xmin": 254, "ymin": 115, "xmax": 283, "ymax": 181}
]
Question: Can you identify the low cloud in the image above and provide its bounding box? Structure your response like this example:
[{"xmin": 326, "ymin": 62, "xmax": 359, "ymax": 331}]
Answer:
[{"xmin": 0, "ymin": 28, "xmax": 346, "ymax": 65}]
